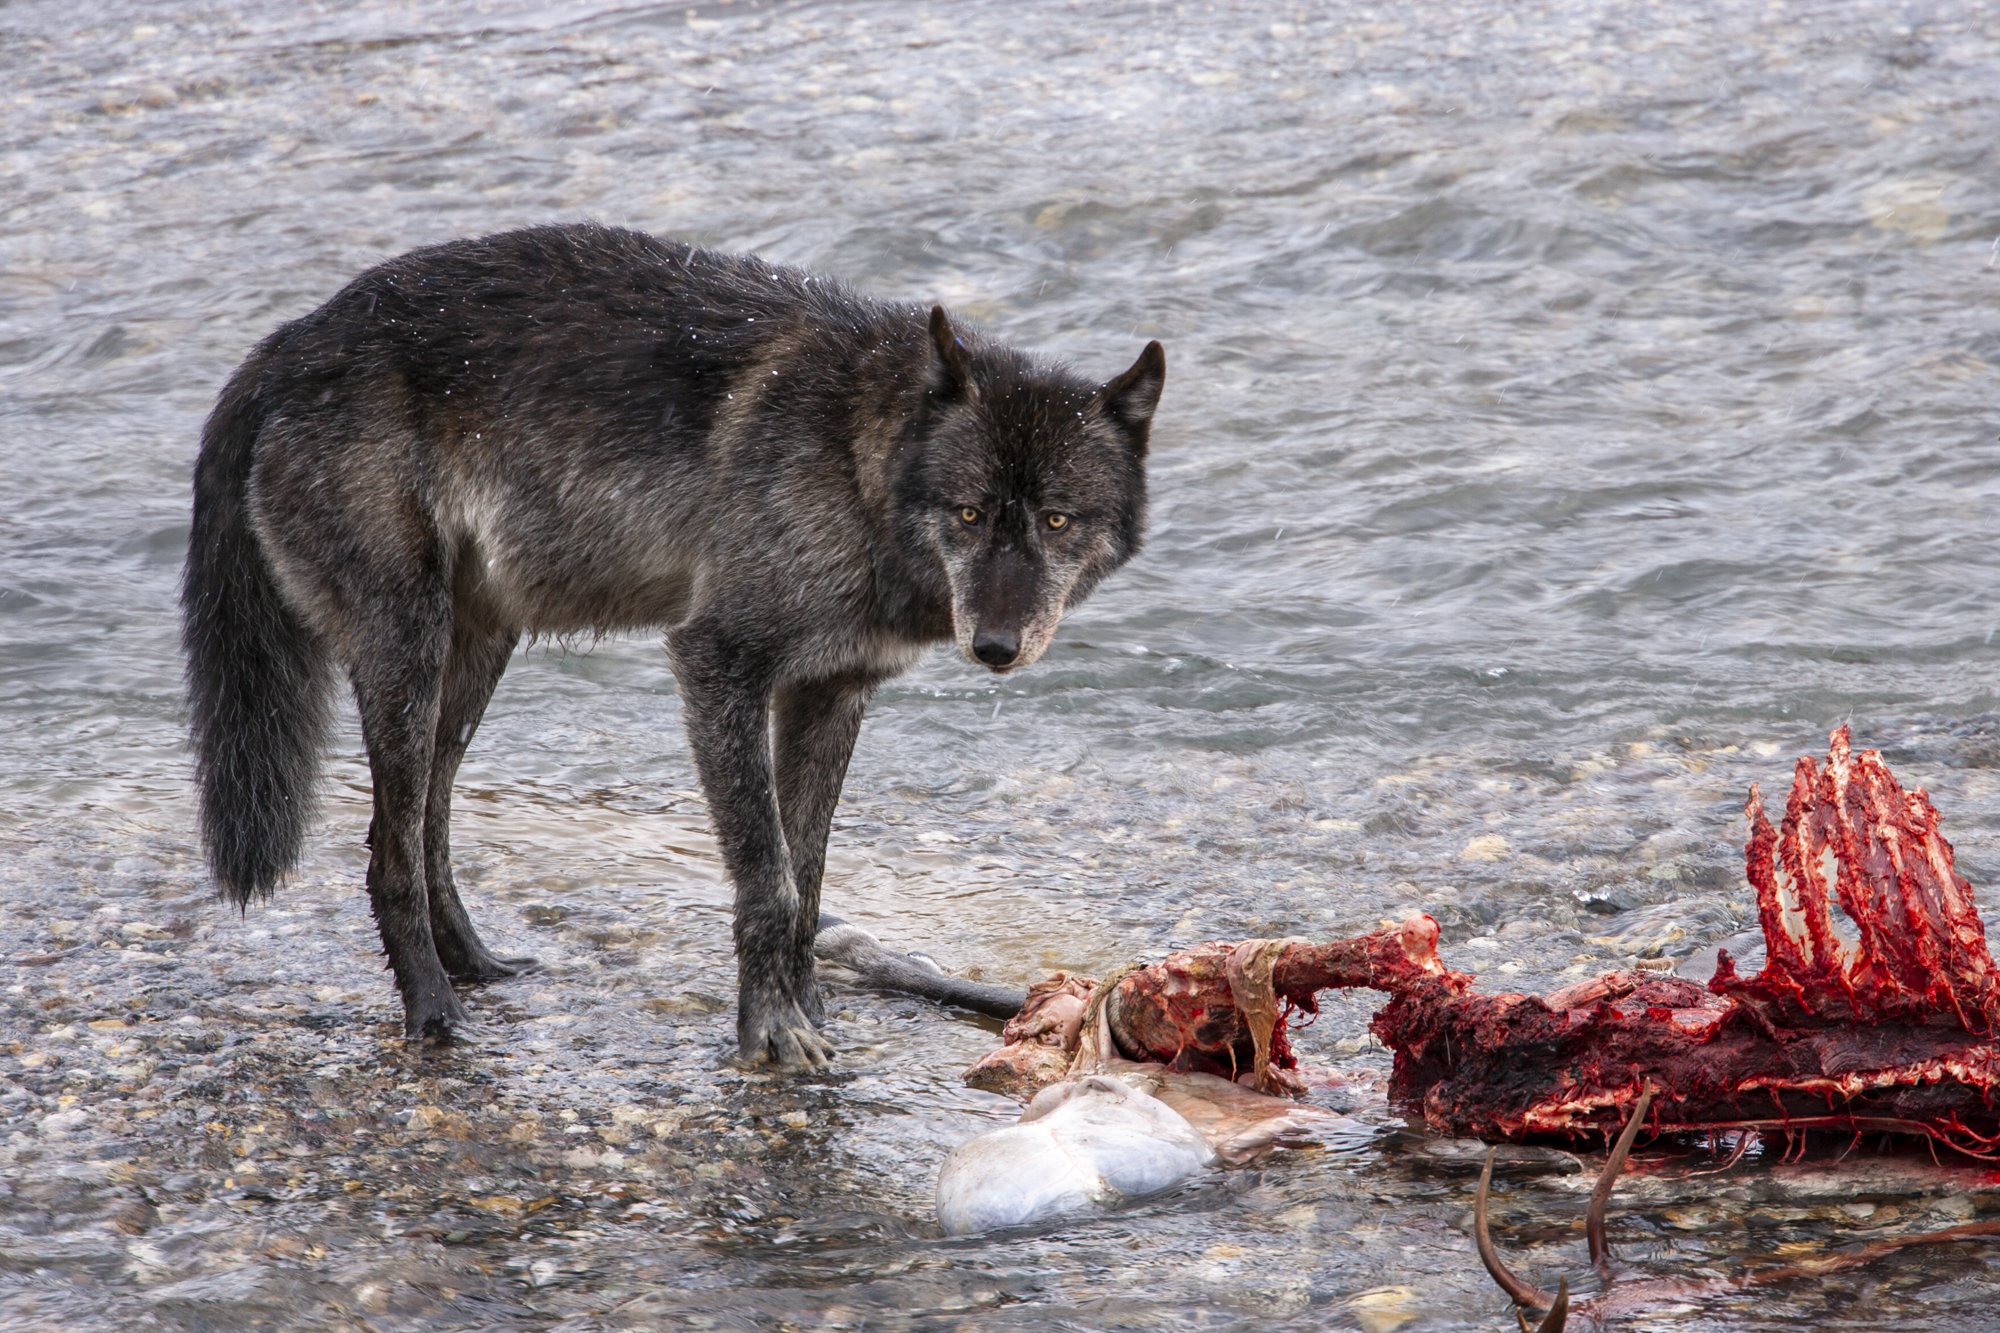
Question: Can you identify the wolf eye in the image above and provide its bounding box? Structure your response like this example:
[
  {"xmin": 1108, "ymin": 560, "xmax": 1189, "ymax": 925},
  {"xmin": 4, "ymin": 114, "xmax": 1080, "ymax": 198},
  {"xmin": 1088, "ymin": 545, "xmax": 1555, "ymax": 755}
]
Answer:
[
  {"xmin": 959, "ymin": 506, "xmax": 982, "ymax": 525},
  {"xmin": 1045, "ymin": 513, "xmax": 1069, "ymax": 531}
]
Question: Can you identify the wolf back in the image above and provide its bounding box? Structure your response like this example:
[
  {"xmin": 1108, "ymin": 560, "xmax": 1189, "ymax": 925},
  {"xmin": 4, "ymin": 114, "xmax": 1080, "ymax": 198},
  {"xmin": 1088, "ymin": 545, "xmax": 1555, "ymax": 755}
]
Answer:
[{"xmin": 181, "ymin": 222, "xmax": 1164, "ymax": 1064}]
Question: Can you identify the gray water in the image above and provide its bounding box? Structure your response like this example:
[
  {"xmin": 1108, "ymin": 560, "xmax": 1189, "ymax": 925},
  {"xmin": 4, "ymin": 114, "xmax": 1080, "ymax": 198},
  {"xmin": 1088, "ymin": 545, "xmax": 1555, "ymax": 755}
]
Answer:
[{"xmin": 4, "ymin": 0, "xmax": 1999, "ymax": 1328}]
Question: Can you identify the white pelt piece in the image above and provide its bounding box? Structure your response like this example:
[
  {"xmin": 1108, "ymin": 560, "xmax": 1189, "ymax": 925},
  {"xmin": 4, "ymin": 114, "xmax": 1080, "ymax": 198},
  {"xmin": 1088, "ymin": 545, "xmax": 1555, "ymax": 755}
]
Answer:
[{"xmin": 935, "ymin": 1074, "xmax": 1216, "ymax": 1236}]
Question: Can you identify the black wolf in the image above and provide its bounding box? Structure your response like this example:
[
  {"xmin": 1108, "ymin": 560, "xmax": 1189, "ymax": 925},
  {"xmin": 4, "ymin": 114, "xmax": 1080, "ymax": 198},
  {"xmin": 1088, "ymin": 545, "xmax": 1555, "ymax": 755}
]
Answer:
[{"xmin": 180, "ymin": 223, "xmax": 1164, "ymax": 1066}]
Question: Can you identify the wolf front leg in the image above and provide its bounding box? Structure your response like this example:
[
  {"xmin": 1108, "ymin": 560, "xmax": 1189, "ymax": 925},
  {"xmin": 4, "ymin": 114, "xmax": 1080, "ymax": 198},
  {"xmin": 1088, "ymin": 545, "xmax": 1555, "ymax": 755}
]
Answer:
[
  {"xmin": 669, "ymin": 626, "xmax": 835, "ymax": 1069},
  {"xmin": 772, "ymin": 674, "xmax": 875, "ymax": 1024}
]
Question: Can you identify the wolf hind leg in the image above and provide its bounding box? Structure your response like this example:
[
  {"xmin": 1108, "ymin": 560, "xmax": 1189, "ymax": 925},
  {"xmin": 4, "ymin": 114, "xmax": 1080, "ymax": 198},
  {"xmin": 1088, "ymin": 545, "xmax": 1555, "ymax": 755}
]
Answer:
[
  {"xmin": 669, "ymin": 622, "xmax": 832, "ymax": 1070},
  {"xmin": 772, "ymin": 674, "xmax": 873, "ymax": 1025},
  {"xmin": 349, "ymin": 594, "xmax": 466, "ymax": 1040},
  {"xmin": 424, "ymin": 616, "xmax": 534, "ymax": 983}
]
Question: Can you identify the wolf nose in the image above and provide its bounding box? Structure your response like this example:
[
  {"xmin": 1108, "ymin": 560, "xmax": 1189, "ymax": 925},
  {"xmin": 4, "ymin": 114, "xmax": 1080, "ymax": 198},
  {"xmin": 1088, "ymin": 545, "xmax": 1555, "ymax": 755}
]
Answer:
[{"xmin": 972, "ymin": 629, "xmax": 1020, "ymax": 669}]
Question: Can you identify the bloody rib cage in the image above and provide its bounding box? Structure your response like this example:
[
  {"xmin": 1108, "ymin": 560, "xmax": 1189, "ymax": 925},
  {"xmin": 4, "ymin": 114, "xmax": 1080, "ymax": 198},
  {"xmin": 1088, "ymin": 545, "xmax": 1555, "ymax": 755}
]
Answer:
[
  {"xmin": 1383, "ymin": 727, "xmax": 2000, "ymax": 1153},
  {"xmin": 968, "ymin": 729, "xmax": 2000, "ymax": 1157}
]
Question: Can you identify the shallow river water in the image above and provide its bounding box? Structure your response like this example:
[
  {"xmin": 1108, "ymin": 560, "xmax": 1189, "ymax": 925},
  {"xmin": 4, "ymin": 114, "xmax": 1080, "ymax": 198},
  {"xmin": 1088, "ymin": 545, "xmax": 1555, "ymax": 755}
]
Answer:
[{"xmin": 4, "ymin": 0, "xmax": 2000, "ymax": 1329}]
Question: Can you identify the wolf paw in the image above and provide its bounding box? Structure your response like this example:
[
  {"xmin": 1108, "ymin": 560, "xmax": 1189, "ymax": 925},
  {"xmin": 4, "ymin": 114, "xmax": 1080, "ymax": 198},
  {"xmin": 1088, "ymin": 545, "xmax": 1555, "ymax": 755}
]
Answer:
[
  {"xmin": 402, "ymin": 984, "xmax": 473, "ymax": 1043},
  {"xmin": 738, "ymin": 995, "xmax": 835, "ymax": 1070}
]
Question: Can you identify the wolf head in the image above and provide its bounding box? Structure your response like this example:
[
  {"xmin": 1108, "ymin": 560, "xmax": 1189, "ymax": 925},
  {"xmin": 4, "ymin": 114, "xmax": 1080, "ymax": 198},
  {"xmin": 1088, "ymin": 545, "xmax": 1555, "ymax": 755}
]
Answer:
[{"xmin": 903, "ymin": 307, "xmax": 1164, "ymax": 674}]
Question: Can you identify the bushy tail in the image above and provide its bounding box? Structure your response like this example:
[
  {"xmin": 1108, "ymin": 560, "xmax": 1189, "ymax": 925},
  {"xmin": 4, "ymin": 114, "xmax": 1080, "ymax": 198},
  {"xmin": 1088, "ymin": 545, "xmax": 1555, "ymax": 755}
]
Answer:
[{"xmin": 180, "ymin": 373, "xmax": 332, "ymax": 906}]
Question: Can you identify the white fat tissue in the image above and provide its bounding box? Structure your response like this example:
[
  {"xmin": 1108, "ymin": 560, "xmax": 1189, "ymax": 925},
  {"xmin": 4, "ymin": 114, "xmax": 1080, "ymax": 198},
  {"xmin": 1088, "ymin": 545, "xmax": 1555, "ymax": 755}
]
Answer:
[{"xmin": 935, "ymin": 1074, "xmax": 1215, "ymax": 1236}]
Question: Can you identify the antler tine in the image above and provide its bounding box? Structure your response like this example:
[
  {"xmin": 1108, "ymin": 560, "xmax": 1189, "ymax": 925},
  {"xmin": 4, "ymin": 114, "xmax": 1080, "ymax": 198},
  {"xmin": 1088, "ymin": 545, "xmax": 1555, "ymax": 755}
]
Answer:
[
  {"xmin": 1534, "ymin": 1278, "xmax": 1569, "ymax": 1332},
  {"xmin": 1513, "ymin": 1277, "xmax": 1570, "ymax": 1333},
  {"xmin": 1475, "ymin": 1147, "xmax": 1562, "ymax": 1315},
  {"xmin": 1586, "ymin": 1085, "xmax": 1655, "ymax": 1274}
]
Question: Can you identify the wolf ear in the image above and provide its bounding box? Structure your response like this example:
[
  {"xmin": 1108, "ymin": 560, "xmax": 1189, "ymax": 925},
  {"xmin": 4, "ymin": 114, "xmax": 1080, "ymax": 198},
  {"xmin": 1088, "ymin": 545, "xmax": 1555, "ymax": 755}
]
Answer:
[
  {"xmin": 1091, "ymin": 340, "xmax": 1166, "ymax": 452},
  {"xmin": 929, "ymin": 305, "xmax": 975, "ymax": 401}
]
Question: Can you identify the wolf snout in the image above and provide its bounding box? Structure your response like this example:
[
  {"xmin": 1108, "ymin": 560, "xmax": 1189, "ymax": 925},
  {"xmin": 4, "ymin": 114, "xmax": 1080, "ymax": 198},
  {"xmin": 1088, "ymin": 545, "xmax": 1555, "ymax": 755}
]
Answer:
[{"xmin": 971, "ymin": 627, "xmax": 1020, "ymax": 670}]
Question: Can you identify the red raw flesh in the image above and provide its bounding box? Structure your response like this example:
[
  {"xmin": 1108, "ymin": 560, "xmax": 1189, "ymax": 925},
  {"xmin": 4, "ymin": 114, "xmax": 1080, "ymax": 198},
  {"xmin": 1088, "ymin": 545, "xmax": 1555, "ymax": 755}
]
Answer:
[
  {"xmin": 967, "ymin": 729, "xmax": 2000, "ymax": 1157},
  {"xmin": 1381, "ymin": 728, "xmax": 2000, "ymax": 1154},
  {"xmin": 1105, "ymin": 918, "xmax": 1467, "ymax": 1094}
]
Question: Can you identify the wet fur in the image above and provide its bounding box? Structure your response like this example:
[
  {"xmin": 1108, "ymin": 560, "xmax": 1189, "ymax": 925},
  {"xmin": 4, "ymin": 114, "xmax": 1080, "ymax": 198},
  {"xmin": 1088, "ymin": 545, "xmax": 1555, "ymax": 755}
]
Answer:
[{"xmin": 180, "ymin": 223, "xmax": 1163, "ymax": 1062}]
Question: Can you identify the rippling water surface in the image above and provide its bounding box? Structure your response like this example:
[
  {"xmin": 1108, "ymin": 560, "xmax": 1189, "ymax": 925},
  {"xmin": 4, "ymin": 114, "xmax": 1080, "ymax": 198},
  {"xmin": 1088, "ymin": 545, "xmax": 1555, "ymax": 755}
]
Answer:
[{"xmin": 4, "ymin": 1, "xmax": 1999, "ymax": 1328}]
